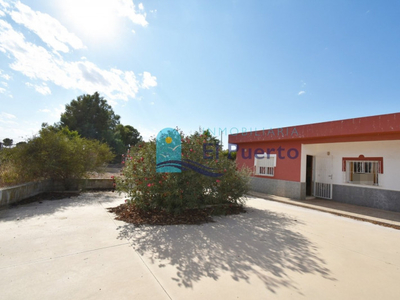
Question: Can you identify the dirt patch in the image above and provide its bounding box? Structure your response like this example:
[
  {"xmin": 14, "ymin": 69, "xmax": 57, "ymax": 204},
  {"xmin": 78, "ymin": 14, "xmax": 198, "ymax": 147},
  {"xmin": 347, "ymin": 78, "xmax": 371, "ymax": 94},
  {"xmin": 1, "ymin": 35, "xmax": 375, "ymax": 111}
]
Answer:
[{"xmin": 107, "ymin": 203, "xmax": 246, "ymax": 225}]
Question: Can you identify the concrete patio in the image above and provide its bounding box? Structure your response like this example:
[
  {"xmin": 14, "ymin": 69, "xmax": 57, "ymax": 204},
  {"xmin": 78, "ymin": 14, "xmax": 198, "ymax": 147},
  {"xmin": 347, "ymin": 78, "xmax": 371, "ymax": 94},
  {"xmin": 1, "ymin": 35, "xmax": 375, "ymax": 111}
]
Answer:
[{"xmin": 1, "ymin": 192, "xmax": 399, "ymax": 299}]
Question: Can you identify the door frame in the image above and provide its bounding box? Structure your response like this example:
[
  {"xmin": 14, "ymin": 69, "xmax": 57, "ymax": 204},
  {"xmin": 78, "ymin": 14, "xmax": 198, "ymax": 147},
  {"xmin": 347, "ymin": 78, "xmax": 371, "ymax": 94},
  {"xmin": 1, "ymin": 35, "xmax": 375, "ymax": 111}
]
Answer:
[{"xmin": 306, "ymin": 155, "xmax": 314, "ymax": 196}]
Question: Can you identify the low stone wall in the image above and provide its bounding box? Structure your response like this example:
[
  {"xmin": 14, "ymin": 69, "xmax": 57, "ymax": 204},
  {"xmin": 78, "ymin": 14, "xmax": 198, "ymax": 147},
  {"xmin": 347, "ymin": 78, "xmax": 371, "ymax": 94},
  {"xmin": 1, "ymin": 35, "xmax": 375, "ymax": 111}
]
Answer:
[
  {"xmin": 249, "ymin": 177, "xmax": 305, "ymax": 200},
  {"xmin": 332, "ymin": 184, "xmax": 400, "ymax": 212},
  {"xmin": 0, "ymin": 179, "xmax": 114, "ymax": 207},
  {"xmin": 0, "ymin": 180, "xmax": 51, "ymax": 207}
]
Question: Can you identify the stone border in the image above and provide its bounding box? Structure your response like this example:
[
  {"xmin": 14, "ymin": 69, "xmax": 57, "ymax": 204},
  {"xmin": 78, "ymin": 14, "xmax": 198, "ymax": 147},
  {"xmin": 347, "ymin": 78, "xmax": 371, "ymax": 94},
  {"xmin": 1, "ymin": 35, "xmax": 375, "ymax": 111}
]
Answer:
[{"xmin": 0, "ymin": 179, "xmax": 113, "ymax": 207}]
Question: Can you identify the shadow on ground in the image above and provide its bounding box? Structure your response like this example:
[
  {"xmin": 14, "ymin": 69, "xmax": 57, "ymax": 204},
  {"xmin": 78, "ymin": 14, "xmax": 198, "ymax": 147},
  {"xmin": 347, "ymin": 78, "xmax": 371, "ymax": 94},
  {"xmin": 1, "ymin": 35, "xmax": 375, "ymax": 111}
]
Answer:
[
  {"xmin": 0, "ymin": 192, "xmax": 121, "ymax": 221},
  {"xmin": 116, "ymin": 206, "xmax": 335, "ymax": 293}
]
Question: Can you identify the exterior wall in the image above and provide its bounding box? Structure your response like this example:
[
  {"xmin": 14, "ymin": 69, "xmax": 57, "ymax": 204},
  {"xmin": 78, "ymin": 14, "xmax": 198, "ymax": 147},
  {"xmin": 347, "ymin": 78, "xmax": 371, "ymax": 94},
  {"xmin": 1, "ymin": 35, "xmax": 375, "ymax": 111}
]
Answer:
[
  {"xmin": 229, "ymin": 112, "xmax": 400, "ymax": 145},
  {"xmin": 249, "ymin": 177, "xmax": 305, "ymax": 200},
  {"xmin": 229, "ymin": 113, "xmax": 400, "ymax": 211},
  {"xmin": 235, "ymin": 140, "xmax": 302, "ymax": 198},
  {"xmin": 237, "ymin": 139, "xmax": 400, "ymax": 204},
  {"xmin": 332, "ymin": 184, "xmax": 400, "ymax": 212},
  {"xmin": 301, "ymin": 140, "xmax": 400, "ymax": 211},
  {"xmin": 236, "ymin": 140, "xmax": 302, "ymax": 182},
  {"xmin": 301, "ymin": 140, "xmax": 400, "ymax": 191}
]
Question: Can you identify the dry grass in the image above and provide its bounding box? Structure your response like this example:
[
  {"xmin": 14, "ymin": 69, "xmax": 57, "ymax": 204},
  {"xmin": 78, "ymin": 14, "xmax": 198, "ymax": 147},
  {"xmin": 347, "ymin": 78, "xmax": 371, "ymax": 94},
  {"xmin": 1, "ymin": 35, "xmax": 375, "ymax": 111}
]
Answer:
[{"xmin": 0, "ymin": 161, "xmax": 31, "ymax": 188}]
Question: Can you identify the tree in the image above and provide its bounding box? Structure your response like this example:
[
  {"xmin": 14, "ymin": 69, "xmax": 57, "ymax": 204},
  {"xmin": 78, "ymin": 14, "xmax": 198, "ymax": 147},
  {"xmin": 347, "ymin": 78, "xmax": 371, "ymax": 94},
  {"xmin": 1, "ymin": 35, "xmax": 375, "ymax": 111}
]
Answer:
[
  {"xmin": 2, "ymin": 138, "xmax": 13, "ymax": 148},
  {"xmin": 115, "ymin": 124, "xmax": 142, "ymax": 147},
  {"xmin": 110, "ymin": 125, "xmax": 143, "ymax": 158},
  {"xmin": 59, "ymin": 92, "xmax": 142, "ymax": 159},
  {"xmin": 60, "ymin": 92, "xmax": 121, "ymax": 144},
  {"xmin": 16, "ymin": 142, "xmax": 27, "ymax": 147},
  {"xmin": 116, "ymin": 130, "xmax": 250, "ymax": 214}
]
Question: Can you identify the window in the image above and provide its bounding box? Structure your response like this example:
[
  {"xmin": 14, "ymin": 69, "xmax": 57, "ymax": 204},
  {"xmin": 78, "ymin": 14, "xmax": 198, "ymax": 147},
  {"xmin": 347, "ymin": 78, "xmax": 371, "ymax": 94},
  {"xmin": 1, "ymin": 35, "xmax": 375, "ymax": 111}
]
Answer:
[
  {"xmin": 254, "ymin": 153, "xmax": 276, "ymax": 177},
  {"xmin": 343, "ymin": 156, "xmax": 383, "ymax": 186},
  {"xmin": 346, "ymin": 160, "xmax": 380, "ymax": 186}
]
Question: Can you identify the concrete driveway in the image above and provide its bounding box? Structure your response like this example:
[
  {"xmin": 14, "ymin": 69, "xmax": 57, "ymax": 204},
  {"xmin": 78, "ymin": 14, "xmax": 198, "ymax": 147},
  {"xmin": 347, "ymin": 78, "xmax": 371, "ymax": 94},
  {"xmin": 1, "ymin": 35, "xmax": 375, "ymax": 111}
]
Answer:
[{"xmin": 0, "ymin": 192, "xmax": 399, "ymax": 299}]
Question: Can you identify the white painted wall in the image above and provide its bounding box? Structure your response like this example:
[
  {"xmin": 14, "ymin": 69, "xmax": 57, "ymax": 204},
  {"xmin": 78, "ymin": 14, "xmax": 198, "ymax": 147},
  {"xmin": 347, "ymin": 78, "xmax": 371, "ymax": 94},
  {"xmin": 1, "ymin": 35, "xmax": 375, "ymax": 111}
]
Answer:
[{"xmin": 301, "ymin": 140, "xmax": 400, "ymax": 191}]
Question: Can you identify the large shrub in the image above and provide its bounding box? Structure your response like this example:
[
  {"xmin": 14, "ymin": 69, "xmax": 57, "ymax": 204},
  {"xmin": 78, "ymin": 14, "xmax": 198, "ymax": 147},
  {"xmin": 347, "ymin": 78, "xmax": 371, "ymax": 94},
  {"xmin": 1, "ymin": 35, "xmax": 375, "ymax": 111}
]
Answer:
[
  {"xmin": 0, "ymin": 126, "xmax": 113, "ymax": 189},
  {"xmin": 116, "ymin": 130, "xmax": 250, "ymax": 214},
  {"xmin": 0, "ymin": 150, "xmax": 29, "ymax": 186}
]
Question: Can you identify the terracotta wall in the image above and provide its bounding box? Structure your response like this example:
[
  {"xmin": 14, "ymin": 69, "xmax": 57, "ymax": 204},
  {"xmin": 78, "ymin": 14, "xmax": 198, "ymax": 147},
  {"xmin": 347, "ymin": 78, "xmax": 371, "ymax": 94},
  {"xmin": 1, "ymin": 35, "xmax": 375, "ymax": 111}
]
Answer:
[{"xmin": 235, "ymin": 141, "xmax": 302, "ymax": 182}]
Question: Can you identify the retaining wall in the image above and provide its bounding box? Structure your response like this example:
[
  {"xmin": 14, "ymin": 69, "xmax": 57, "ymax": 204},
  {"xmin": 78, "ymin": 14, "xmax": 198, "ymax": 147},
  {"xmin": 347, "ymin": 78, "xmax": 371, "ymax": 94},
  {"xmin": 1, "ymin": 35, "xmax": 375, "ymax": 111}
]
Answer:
[{"xmin": 0, "ymin": 179, "xmax": 114, "ymax": 207}]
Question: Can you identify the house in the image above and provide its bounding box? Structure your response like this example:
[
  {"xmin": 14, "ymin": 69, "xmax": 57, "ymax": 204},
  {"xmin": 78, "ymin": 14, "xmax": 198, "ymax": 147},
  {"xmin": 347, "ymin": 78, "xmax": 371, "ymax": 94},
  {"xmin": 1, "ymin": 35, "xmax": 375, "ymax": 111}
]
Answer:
[{"xmin": 228, "ymin": 112, "xmax": 400, "ymax": 212}]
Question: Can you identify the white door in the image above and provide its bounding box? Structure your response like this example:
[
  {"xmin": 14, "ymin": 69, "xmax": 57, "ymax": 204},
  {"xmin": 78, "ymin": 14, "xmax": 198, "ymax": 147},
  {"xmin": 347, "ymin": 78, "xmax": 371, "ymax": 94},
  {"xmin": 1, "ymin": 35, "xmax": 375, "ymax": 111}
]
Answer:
[{"xmin": 314, "ymin": 156, "xmax": 333, "ymax": 199}]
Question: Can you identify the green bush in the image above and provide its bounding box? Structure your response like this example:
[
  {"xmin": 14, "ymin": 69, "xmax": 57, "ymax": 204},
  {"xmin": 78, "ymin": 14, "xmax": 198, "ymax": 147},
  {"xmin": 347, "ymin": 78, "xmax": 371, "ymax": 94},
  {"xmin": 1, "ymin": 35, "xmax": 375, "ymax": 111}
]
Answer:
[
  {"xmin": 0, "ymin": 153, "xmax": 29, "ymax": 186},
  {"xmin": 0, "ymin": 126, "xmax": 113, "ymax": 189},
  {"xmin": 221, "ymin": 149, "xmax": 236, "ymax": 160},
  {"xmin": 116, "ymin": 130, "xmax": 250, "ymax": 214}
]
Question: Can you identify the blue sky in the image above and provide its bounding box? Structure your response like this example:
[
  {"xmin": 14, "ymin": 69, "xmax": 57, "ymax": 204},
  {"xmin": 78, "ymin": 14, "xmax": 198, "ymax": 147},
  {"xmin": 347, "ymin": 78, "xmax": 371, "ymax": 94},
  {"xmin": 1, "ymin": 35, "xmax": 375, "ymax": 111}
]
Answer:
[{"xmin": 1, "ymin": 0, "xmax": 400, "ymax": 147}]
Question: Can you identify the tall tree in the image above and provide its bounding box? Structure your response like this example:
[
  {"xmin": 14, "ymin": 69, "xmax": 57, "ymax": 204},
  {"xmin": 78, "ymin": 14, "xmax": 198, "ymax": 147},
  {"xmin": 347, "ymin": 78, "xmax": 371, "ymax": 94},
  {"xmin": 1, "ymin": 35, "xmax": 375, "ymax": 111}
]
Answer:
[
  {"xmin": 115, "ymin": 124, "xmax": 142, "ymax": 147},
  {"xmin": 60, "ymin": 92, "xmax": 120, "ymax": 144},
  {"xmin": 2, "ymin": 138, "xmax": 13, "ymax": 148},
  {"xmin": 59, "ymin": 92, "xmax": 141, "ymax": 158}
]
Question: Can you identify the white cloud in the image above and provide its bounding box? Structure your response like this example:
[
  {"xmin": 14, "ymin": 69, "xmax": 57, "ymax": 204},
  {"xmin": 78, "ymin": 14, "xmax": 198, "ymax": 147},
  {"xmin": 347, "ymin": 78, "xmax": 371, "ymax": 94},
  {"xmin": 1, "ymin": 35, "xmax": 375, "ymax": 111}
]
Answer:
[
  {"xmin": 1, "ymin": 112, "xmax": 16, "ymax": 119},
  {"xmin": 138, "ymin": 3, "xmax": 144, "ymax": 10},
  {"xmin": 131, "ymin": 29, "xmax": 136, "ymax": 34},
  {"xmin": 142, "ymin": 71, "xmax": 157, "ymax": 89},
  {"xmin": 9, "ymin": 1, "xmax": 84, "ymax": 53},
  {"xmin": 298, "ymin": 91, "xmax": 306, "ymax": 96},
  {"xmin": 26, "ymin": 82, "xmax": 51, "ymax": 95},
  {"xmin": 35, "ymin": 84, "xmax": 51, "ymax": 95},
  {"xmin": 0, "ymin": 70, "xmax": 11, "ymax": 96},
  {"xmin": 116, "ymin": 0, "xmax": 148, "ymax": 27},
  {"xmin": 38, "ymin": 105, "xmax": 64, "ymax": 119},
  {"xmin": 53, "ymin": 0, "xmax": 148, "ymax": 41},
  {"xmin": 0, "ymin": 112, "xmax": 17, "ymax": 124},
  {"xmin": 0, "ymin": 69, "xmax": 11, "ymax": 80},
  {"xmin": 0, "ymin": 0, "xmax": 9, "ymax": 8},
  {"xmin": 0, "ymin": 10, "xmax": 5, "ymax": 17},
  {"xmin": 0, "ymin": 18, "xmax": 156, "ymax": 102}
]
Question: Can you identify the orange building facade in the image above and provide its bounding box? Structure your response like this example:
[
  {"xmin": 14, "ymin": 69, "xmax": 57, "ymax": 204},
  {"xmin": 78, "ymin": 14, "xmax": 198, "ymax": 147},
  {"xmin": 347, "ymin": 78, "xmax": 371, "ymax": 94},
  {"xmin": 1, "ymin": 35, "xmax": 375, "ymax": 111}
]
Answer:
[{"xmin": 228, "ymin": 113, "xmax": 400, "ymax": 212}]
